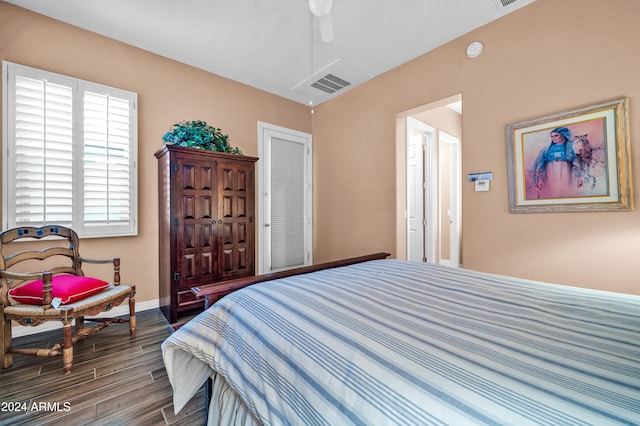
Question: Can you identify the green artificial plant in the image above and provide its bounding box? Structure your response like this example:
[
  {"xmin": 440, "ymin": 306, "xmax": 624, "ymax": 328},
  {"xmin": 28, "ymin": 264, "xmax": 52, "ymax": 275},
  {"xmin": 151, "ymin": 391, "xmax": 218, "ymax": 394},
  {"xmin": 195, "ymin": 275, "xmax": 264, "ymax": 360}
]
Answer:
[{"xmin": 162, "ymin": 120, "xmax": 242, "ymax": 154}]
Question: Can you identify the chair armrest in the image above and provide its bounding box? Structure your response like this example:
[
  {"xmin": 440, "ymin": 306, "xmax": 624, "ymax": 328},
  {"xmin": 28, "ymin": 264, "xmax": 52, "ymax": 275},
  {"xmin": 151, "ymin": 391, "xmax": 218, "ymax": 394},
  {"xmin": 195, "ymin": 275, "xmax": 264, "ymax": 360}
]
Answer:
[
  {"xmin": 77, "ymin": 257, "xmax": 121, "ymax": 285},
  {"xmin": 77, "ymin": 256, "xmax": 118, "ymax": 264},
  {"xmin": 1, "ymin": 270, "xmax": 54, "ymax": 307}
]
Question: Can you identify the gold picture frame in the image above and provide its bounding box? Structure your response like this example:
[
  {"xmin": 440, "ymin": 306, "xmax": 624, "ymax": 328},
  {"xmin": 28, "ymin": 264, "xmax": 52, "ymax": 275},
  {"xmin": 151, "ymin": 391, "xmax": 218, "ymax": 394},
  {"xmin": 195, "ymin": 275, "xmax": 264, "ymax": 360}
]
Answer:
[{"xmin": 506, "ymin": 98, "xmax": 633, "ymax": 213}]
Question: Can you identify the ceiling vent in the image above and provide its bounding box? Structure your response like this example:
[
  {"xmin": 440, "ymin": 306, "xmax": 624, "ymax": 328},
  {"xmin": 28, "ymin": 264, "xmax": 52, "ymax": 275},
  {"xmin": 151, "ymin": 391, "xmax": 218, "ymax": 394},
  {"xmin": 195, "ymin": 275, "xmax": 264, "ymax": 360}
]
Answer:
[
  {"xmin": 311, "ymin": 74, "xmax": 350, "ymax": 94},
  {"xmin": 492, "ymin": 0, "xmax": 532, "ymax": 10},
  {"xmin": 290, "ymin": 58, "xmax": 373, "ymax": 105}
]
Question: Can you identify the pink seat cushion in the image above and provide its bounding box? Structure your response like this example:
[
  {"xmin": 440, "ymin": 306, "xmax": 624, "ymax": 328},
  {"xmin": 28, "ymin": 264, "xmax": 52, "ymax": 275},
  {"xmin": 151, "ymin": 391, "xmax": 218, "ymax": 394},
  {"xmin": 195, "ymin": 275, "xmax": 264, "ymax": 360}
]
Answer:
[{"xmin": 9, "ymin": 275, "xmax": 110, "ymax": 305}]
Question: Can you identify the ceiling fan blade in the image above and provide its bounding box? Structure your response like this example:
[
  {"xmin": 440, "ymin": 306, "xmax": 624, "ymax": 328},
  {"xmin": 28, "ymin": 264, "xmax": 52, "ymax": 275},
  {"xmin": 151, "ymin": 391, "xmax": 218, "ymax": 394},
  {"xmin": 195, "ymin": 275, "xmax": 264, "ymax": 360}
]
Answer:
[
  {"xmin": 309, "ymin": 0, "xmax": 334, "ymax": 42},
  {"xmin": 318, "ymin": 14, "xmax": 334, "ymax": 42},
  {"xmin": 309, "ymin": 0, "xmax": 332, "ymax": 17}
]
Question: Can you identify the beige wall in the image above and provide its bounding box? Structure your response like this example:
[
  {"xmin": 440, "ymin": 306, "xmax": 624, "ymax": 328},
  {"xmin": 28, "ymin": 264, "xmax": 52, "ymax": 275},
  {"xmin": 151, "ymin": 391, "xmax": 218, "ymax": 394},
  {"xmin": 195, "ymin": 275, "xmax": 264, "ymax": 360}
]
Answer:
[
  {"xmin": 313, "ymin": 0, "xmax": 640, "ymax": 295},
  {"xmin": 0, "ymin": 2, "xmax": 311, "ymax": 304},
  {"xmin": 2, "ymin": 0, "xmax": 640, "ymax": 300}
]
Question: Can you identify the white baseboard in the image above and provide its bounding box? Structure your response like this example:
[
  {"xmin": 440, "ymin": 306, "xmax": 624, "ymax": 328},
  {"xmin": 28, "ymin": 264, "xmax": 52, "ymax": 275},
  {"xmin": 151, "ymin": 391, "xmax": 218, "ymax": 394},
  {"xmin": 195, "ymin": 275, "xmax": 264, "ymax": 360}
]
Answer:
[
  {"xmin": 11, "ymin": 298, "xmax": 160, "ymax": 338},
  {"xmin": 439, "ymin": 260, "xmax": 463, "ymax": 268}
]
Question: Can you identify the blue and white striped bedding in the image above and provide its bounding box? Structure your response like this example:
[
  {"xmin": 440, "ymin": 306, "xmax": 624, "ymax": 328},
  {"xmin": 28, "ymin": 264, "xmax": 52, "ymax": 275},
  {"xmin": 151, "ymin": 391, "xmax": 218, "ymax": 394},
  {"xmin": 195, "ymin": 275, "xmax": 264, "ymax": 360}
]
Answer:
[{"xmin": 162, "ymin": 259, "xmax": 640, "ymax": 425}]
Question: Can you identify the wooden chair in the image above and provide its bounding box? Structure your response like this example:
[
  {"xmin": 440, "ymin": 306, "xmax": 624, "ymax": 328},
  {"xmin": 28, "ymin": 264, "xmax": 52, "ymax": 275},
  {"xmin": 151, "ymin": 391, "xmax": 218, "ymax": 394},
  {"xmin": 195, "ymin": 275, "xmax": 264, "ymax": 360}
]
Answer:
[{"xmin": 0, "ymin": 225, "xmax": 136, "ymax": 374}]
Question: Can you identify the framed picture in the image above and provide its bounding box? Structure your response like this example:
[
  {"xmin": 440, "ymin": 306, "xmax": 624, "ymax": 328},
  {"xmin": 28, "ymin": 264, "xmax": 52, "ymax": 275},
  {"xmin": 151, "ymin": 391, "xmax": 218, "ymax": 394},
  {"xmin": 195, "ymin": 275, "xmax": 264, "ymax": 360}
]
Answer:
[{"xmin": 506, "ymin": 98, "xmax": 633, "ymax": 213}]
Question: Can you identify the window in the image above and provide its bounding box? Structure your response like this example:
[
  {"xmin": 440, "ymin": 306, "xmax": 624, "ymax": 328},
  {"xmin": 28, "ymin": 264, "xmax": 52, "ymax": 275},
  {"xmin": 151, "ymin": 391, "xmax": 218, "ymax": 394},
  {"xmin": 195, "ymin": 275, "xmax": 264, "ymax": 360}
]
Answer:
[{"xmin": 2, "ymin": 62, "xmax": 137, "ymax": 238}]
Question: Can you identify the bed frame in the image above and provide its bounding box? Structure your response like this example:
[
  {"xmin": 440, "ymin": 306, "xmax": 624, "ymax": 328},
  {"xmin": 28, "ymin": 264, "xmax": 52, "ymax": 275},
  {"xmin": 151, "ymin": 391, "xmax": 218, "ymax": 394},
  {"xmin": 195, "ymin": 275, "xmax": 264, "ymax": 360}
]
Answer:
[{"xmin": 192, "ymin": 252, "xmax": 391, "ymax": 308}]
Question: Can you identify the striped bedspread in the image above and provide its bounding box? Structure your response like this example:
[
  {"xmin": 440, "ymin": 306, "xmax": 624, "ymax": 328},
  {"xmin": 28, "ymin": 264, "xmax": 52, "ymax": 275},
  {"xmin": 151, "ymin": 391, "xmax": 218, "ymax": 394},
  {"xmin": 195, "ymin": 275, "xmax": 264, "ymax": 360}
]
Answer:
[{"xmin": 162, "ymin": 260, "xmax": 640, "ymax": 425}]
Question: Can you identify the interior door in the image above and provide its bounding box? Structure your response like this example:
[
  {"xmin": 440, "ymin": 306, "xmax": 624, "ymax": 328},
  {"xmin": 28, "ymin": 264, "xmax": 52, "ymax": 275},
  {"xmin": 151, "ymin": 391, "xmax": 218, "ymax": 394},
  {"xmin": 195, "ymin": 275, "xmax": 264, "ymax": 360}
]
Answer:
[
  {"xmin": 407, "ymin": 133, "xmax": 424, "ymax": 262},
  {"xmin": 406, "ymin": 117, "xmax": 435, "ymax": 263},
  {"xmin": 258, "ymin": 122, "xmax": 312, "ymax": 274}
]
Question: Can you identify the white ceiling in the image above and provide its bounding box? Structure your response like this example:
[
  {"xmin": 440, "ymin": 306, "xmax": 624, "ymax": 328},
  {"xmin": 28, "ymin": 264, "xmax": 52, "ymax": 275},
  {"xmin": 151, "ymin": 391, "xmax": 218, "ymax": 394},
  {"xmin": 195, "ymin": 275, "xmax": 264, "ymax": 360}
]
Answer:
[{"xmin": 4, "ymin": 0, "xmax": 534, "ymax": 106}]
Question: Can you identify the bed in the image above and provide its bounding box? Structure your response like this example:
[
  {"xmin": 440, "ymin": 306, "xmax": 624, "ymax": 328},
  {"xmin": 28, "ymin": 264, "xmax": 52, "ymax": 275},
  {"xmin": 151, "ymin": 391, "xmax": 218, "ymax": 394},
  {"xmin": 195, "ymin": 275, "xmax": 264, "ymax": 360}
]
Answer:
[{"xmin": 162, "ymin": 256, "xmax": 640, "ymax": 425}]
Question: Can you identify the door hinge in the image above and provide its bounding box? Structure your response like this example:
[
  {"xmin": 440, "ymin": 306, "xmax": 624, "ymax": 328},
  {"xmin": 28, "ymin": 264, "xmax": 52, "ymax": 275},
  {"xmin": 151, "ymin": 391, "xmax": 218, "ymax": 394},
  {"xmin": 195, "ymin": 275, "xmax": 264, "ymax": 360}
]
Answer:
[{"xmin": 173, "ymin": 272, "xmax": 180, "ymax": 281}]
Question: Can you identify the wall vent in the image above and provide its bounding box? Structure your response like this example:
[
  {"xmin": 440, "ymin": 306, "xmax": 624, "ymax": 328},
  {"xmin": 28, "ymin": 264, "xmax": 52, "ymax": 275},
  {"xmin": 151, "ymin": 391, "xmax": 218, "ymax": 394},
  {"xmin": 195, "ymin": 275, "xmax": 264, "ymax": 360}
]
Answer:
[{"xmin": 311, "ymin": 74, "xmax": 351, "ymax": 94}]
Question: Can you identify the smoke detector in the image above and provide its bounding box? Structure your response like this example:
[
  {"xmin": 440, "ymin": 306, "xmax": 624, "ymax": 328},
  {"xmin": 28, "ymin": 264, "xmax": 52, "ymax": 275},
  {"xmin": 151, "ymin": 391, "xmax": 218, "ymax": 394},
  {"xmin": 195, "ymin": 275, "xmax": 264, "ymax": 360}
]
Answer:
[{"xmin": 466, "ymin": 42, "xmax": 484, "ymax": 58}]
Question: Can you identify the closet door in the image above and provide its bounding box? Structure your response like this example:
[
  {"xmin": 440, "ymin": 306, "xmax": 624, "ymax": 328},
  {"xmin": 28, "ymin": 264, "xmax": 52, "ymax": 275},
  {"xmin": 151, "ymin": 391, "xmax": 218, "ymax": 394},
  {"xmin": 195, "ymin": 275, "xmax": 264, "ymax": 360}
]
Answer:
[
  {"xmin": 174, "ymin": 154, "xmax": 219, "ymax": 297},
  {"xmin": 218, "ymin": 159, "xmax": 255, "ymax": 280},
  {"xmin": 258, "ymin": 122, "xmax": 312, "ymax": 274}
]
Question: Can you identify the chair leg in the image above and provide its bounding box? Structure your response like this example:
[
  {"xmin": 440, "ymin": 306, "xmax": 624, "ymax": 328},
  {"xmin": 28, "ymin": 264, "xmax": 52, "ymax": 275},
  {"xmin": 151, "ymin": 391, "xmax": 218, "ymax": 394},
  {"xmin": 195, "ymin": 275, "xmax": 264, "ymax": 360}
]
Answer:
[
  {"xmin": 128, "ymin": 292, "xmax": 136, "ymax": 336},
  {"xmin": 62, "ymin": 319, "xmax": 73, "ymax": 374},
  {"xmin": 0, "ymin": 311, "xmax": 13, "ymax": 369},
  {"xmin": 75, "ymin": 316, "xmax": 85, "ymax": 333}
]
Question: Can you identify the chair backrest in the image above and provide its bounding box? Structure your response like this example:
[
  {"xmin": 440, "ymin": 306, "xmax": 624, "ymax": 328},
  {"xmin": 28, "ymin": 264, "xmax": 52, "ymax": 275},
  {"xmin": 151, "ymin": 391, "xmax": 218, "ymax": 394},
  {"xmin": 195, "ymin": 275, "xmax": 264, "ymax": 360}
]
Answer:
[{"xmin": 0, "ymin": 226, "xmax": 84, "ymax": 306}]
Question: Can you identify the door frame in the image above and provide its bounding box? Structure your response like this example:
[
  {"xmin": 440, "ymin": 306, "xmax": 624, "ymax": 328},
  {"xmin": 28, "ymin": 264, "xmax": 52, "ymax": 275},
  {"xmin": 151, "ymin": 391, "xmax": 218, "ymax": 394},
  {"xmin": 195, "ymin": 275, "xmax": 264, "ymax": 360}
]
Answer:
[
  {"xmin": 257, "ymin": 121, "xmax": 313, "ymax": 274},
  {"xmin": 396, "ymin": 94, "xmax": 462, "ymax": 264},
  {"xmin": 438, "ymin": 131, "xmax": 461, "ymax": 267}
]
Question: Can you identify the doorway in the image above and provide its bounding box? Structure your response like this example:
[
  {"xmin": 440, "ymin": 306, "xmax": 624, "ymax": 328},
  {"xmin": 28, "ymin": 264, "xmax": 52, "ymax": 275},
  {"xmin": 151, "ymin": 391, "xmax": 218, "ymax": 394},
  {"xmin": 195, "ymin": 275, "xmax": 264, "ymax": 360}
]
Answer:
[
  {"xmin": 400, "ymin": 95, "xmax": 462, "ymax": 266},
  {"xmin": 257, "ymin": 122, "xmax": 313, "ymax": 274}
]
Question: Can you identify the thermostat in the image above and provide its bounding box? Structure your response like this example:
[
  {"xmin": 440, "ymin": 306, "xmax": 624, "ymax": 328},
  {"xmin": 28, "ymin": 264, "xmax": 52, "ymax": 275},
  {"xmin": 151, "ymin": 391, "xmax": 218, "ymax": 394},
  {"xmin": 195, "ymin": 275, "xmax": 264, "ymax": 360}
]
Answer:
[
  {"xmin": 468, "ymin": 171, "xmax": 493, "ymax": 182},
  {"xmin": 475, "ymin": 180, "xmax": 490, "ymax": 192}
]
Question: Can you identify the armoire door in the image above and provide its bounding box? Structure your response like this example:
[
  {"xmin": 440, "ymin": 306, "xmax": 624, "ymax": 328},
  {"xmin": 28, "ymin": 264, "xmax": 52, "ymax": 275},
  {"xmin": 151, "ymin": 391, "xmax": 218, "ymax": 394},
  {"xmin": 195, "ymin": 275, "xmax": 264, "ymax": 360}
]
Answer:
[
  {"xmin": 174, "ymin": 154, "xmax": 219, "ymax": 295},
  {"xmin": 218, "ymin": 159, "xmax": 255, "ymax": 280}
]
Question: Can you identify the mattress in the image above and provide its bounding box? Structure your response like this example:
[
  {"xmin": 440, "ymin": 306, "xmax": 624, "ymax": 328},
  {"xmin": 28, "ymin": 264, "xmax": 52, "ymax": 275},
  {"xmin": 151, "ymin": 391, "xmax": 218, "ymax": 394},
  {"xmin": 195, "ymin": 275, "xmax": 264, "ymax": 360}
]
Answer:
[{"xmin": 162, "ymin": 259, "xmax": 640, "ymax": 425}]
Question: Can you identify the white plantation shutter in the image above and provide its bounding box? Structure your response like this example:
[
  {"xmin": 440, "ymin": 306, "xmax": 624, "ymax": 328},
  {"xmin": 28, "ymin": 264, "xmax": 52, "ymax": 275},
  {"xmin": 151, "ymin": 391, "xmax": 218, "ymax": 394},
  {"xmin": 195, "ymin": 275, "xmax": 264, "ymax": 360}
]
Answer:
[
  {"xmin": 12, "ymin": 74, "xmax": 74, "ymax": 226},
  {"xmin": 3, "ymin": 62, "xmax": 137, "ymax": 237},
  {"xmin": 80, "ymin": 88, "xmax": 134, "ymax": 234}
]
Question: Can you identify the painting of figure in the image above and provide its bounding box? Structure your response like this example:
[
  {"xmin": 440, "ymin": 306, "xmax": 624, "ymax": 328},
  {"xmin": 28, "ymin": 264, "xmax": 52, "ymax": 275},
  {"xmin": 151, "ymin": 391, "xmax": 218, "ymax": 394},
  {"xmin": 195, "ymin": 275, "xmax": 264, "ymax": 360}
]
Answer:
[{"xmin": 523, "ymin": 119, "xmax": 607, "ymax": 200}]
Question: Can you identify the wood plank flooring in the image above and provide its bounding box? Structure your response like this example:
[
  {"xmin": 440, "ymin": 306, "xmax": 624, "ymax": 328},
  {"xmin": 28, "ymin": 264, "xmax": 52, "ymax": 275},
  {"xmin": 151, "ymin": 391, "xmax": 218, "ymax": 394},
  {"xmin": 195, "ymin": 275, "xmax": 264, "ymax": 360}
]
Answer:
[{"xmin": 0, "ymin": 309, "xmax": 206, "ymax": 425}]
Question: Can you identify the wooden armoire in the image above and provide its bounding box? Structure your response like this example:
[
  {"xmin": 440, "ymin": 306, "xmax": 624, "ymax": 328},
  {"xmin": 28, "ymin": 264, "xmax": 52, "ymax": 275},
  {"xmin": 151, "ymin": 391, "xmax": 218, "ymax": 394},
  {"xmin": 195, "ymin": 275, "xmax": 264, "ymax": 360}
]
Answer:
[{"xmin": 155, "ymin": 145, "xmax": 258, "ymax": 323}]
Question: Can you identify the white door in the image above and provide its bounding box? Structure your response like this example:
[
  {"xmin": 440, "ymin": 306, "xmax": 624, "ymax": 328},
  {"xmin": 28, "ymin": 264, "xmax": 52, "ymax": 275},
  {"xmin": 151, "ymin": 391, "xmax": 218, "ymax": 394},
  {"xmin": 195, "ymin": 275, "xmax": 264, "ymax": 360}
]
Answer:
[
  {"xmin": 258, "ymin": 122, "xmax": 312, "ymax": 274},
  {"xmin": 407, "ymin": 133, "xmax": 424, "ymax": 262},
  {"xmin": 406, "ymin": 117, "xmax": 436, "ymax": 263}
]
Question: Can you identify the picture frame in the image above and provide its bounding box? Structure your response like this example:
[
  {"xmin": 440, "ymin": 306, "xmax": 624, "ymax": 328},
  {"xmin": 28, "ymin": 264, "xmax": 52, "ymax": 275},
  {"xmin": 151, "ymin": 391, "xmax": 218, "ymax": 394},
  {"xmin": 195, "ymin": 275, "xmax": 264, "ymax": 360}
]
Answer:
[{"xmin": 506, "ymin": 97, "xmax": 633, "ymax": 213}]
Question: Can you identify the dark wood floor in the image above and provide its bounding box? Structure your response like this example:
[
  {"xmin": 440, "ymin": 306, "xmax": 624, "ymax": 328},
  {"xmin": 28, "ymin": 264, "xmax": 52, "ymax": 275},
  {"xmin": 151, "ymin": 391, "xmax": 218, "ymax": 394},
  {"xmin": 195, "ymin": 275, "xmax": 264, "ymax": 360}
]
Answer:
[{"xmin": 0, "ymin": 309, "xmax": 206, "ymax": 425}]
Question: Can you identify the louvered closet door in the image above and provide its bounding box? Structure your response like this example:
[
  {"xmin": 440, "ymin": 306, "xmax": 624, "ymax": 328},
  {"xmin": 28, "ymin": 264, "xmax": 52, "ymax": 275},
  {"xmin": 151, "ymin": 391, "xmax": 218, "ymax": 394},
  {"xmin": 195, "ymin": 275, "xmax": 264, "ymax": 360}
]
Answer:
[
  {"xmin": 175, "ymin": 155, "xmax": 219, "ymax": 289},
  {"xmin": 269, "ymin": 137, "xmax": 306, "ymax": 270},
  {"xmin": 218, "ymin": 160, "xmax": 255, "ymax": 280}
]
